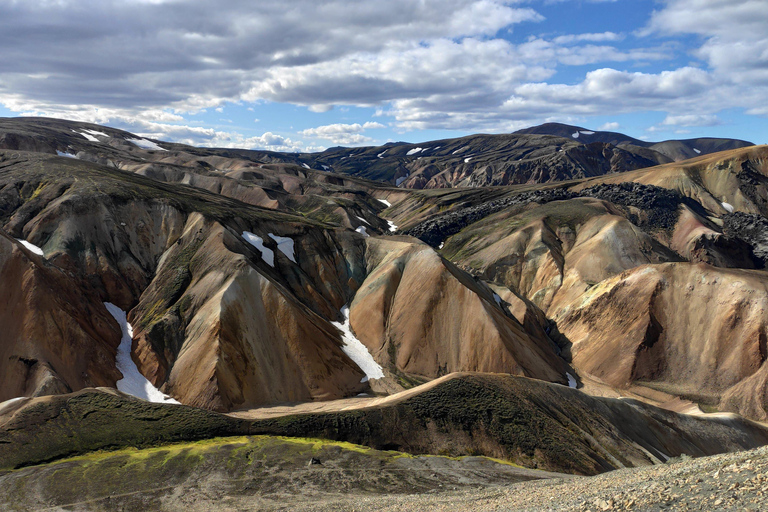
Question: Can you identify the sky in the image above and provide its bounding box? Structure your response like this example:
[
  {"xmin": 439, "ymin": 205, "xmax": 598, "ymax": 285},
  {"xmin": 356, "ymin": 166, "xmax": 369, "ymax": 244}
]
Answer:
[{"xmin": 0, "ymin": 0, "xmax": 766, "ymax": 152}]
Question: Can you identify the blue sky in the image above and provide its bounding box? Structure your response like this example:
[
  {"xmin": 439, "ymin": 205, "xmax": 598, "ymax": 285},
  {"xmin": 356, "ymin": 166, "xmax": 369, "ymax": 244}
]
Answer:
[{"xmin": 0, "ymin": 0, "xmax": 765, "ymax": 151}]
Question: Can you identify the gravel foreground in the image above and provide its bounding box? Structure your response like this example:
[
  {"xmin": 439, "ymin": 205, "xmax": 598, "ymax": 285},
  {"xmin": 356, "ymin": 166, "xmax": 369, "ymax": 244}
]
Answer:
[{"xmin": 190, "ymin": 445, "xmax": 768, "ymax": 512}]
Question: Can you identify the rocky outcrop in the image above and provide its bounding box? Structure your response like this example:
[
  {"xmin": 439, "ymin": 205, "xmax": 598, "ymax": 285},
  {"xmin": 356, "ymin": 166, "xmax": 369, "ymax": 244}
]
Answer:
[
  {"xmin": 554, "ymin": 263, "xmax": 768, "ymax": 420},
  {"xmin": 349, "ymin": 238, "xmax": 567, "ymax": 383},
  {"xmin": 0, "ymin": 230, "xmax": 121, "ymax": 402}
]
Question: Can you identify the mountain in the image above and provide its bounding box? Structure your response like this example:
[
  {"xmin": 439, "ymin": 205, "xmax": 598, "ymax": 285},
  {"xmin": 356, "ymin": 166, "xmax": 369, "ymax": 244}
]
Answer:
[
  {"xmin": 279, "ymin": 122, "xmax": 751, "ymax": 189},
  {"xmin": 2, "ymin": 116, "xmax": 768, "ymax": 503}
]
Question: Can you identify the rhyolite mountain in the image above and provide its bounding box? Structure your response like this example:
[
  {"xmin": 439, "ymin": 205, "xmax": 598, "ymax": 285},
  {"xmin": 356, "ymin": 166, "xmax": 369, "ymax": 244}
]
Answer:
[
  {"xmin": 263, "ymin": 121, "xmax": 750, "ymax": 189},
  {"xmin": 2, "ymin": 116, "xmax": 768, "ymax": 489}
]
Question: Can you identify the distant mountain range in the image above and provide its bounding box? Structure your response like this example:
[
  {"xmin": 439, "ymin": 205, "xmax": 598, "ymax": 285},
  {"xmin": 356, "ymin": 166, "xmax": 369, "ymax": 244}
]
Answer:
[{"xmin": 222, "ymin": 121, "xmax": 752, "ymax": 189}]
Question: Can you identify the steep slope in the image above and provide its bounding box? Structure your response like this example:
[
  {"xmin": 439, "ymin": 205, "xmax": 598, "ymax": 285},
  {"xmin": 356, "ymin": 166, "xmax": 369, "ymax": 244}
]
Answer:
[
  {"xmin": 0, "ymin": 231, "xmax": 121, "ymax": 402},
  {"xmin": 554, "ymin": 263, "xmax": 768, "ymax": 421},
  {"xmin": 0, "ymin": 149, "xmax": 569, "ymax": 411},
  {"xmin": 3, "ymin": 375, "xmax": 768, "ymax": 477}
]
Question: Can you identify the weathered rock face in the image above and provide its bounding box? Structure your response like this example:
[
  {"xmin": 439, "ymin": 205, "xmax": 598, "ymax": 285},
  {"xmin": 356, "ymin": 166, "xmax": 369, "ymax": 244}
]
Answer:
[
  {"xmin": 442, "ymin": 197, "xmax": 679, "ymax": 313},
  {"xmin": 554, "ymin": 263, "xmax": 768, "ymax": 420},
  {"xmin": 0, "ymin": 230, "xmax": 121, "ymax": 402},
  {"xmin": 130, "ymin": 214, "xmax": 369, "ymax": 411},
  {"xmin": 349, "ymin": 238, "xmax": 567, "ymax": 383}
]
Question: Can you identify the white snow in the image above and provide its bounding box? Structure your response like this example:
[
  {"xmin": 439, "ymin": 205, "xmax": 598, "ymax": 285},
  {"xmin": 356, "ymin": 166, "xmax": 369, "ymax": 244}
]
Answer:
[
  {"xmin": 580, "ymin": 130, "xmax": 595, "ymax": 135},
  {"xmin": 321, "ymin": 165, "xmax": 330, "ymax": 170},
  {"xmin": 17, "ymin": 239, "xmax": 44, "ymax": 256},
  {"xmin": 464, "ymin": 157, "xmax": 473, "ymax": 163},
  {"xmin": 438, "ymin": 242, "xmax": 444, "ymax": 249},
  {"xmin": 332, "ymin": 305, "xmax": 384, "ymax": 382},
  {"xmin": 567, "ymin": 372, "xmax": 577, "ymax": 389},
  {"xmin": 103, "ymin": 302, "xmax": 180, "ymax": 404},
  {"xmin": 378, "ymin": 199, "xmax": 391, "ymax": 207},
  {"xmin": 268, "ymin": 233, "xmax": 297, "ymax": 263},
  {"xmin": 242, "ymin": 231, "xmax": 274, "ymax": 267},
  {"xmin": 387, "ymin": 220, "xmax": 398, "ymax": 233},
  {"xmin": 83, "ymin": 129, "xmax": 109, "ymax": 138},
  {"xmin": 77, "ymin": 131, "xmax": 100, "ymax": 142},
  {"xmin": 56, "ymin": 150, "xmax": 78, "ymax": 159},
  {"xmin": 127, "ymin": 138, "xmax": 167, "ymax": 151},
  {"xmin": 694, "ymin": 148, "xmax": 701, "ymax": 154},
  {"xmin": 395, "ymin": 176, "xmax": 408, "ymax": 186},
  {"xmin": 722, "ymin": 202, "xmax": 735, "ymax": 213},
  {"xmin": 302, "ymin": 163, "xmax": 310, "ymax": 169},
  {"xmin": 493, "ymin": 293, "xmax": 502, "ymax": 308},
  {"xmin": 572, "ymin": 132, "xmax": 580, "ymax": 139},
  {"xmin": 406, "ymin": 147, "xmax": 423, "ymax": 156},
  {"xmin": 433, "ymin": 146, "xmax": 441, "ymax": 150},
  {"xmin": 356, "ymin": 216, "xmax": 369, "ymax": 225},
  {"xmin": 377, "ymin": 151, "xmax": 387, "ymax": 158},
  {"xmin": 355, "ymin": 226, "xmax": 369, "ymax": 237}
]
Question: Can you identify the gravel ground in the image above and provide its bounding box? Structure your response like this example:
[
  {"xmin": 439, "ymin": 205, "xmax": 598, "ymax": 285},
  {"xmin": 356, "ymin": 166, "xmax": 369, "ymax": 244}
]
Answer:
[{"xmin": 204, "ymin": 445, "xmax": 768, "ymax": 512}]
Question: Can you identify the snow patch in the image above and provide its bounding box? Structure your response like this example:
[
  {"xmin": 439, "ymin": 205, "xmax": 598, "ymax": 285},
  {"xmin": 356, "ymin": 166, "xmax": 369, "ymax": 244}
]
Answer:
[
  {"xmin": 83, "ymin": 129, "xmax": 109, "ymax": 138},
  {"xmin": 355, "ymin": 226, "xmax": 369, "ymax": 237},
  {"xmin": 580, "ymin": 130, "xmax": 595, "ymax": 135},
  {"xmin": 242, "ymin": 231, "xmax": 274, "ymax": 267},
  {"xmin": 302, "ymin": 163, "xmax": 310, "ymax": 169},
  {"xmin": 438, "ymin": 242, "xmax": 444, "ymax": 249},
  {"xmin": 103, "ymin": 302, "xmax": 179, "ymax": 404},
  {"xmin": 377, "ymin": 151, "xmax": 387, "ymax": 158},
  {"xmin": 722, "ymin": 202, "xmax": 734, "ymax": 213},
  {"xmin": 332, "ymin": 305, "xmax": 384, "ymax": 382},
  {"xmin": 378, "ymin": 199, "xmax": 391, "ymax": 207},
  {"xmin": 572, "ymin": 132, "xmax": 580, "ymax": 139},
  {"xmin": 387, "ymin": 220, "xmax": 398, "ymax": 233},
  {"xmin": 694, "ymin": 148, "xmax": 701, "ymax": 154},
  {"xmin": 321, "ymin": 164, "xmax": 330, "ymax": 170},
  {"xmin": 493, "ymin": 293, "xmax": 502, "ymax": 308},
  {"xmin": 127, "ymin": 138, "xmax": 167, "ymax": 151},
  {"xmin": 406, "ymin": 147, "xmax": 423, "ymax": 156},
  {"xmin": 17, "ymin": 239, "xmax": 44, "ymax": 256},
  {"xmin": 268, "ymin": 233, "xmax": 296, "ymax": 263},
  {"xmin": 395, "ymin": 176, "xmax": 408, "ymax": 186},
  {"xmin": 567, "ymin": 373, "xmax": 577, "ymax": 389},
  {"xmin": 356, "ymin": 216, "xmax": 369, "ymax": 225},
  {"xmin": 77, "ymin": 130, "xmax": 100, "ymax": 142},
  {"xmin": 464, "ymin": 157, "xmax": 473, "ymax": 163},
  {"xmin": 56, "ymin": 150, "xmax": 78, "ymax": 159}
]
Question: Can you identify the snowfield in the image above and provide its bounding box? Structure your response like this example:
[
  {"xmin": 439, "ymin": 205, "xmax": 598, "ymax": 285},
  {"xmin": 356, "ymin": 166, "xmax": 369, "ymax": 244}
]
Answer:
[
  {"xmin": 268, "ymin": 233, "xmax": 297, "ymax": 263},
  {"xmin": 17, "ymin": 239, "xmax": 44, "ymax": 256},
  {"xmin": 355, "ymin": 226, "xmax": 369, "ymax": 237},
  {"xmin": 128, "ymin": 138, "xmax": 167, "ymax": 151},
  {"xmin": 378, "ymin": 199, "xmax": 391, "ymax": 207},
  {"xmin": 104, "ymin": 302, "xmax": 179, "ymax": 404},
  {"xmin": 56, "ymin": 150, "xmax": 78, "ymax": 159},
  {"xmin": 406, "ymin": 147, "xmax": 423, "ymax": 155},
  {"xmin": 332, "ymin": 305, "xmax": 384, "ymax": 382},
  {"xmin": 722, "ymin": 202, "xmax": 735, "ymax": 213},
  {"xmin": 567, "ymin": 373, "xmax": 578, "ymax": 389},
  {"xmin": 242, "ymin": 231, "xmax": 275, "ymax": 267}
]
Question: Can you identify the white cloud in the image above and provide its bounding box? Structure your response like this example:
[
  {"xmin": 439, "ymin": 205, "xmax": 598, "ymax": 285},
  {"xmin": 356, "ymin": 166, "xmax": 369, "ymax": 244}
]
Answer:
[
  {"xmin": 552, "ymin": 32, "xmax": 624, "ymax": 45},
  {"xmin": 598, "ymin": 122, "xmax": 620, "ymax": 131},
  {"xmin": 300, "ymin": 121, "xmax": 386, "ymax": 145},
  {"xmin": 661, "ymin": 114, "xmax": 721, "ymax": 127},
  {"xmin": 0, "ymin": 0, "xmax": 764, "ymax": 141}
]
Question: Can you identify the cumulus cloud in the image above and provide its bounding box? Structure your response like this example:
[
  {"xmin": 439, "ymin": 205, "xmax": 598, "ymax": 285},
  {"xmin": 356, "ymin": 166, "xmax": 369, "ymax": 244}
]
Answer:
[
  {"xmin": 300, "ymin": 121, "xmax": 386, "ymax": 145},
  {"xmin": 0, "ymin": 0, "xmax": 764, "ymax": 140},
  {"xmin": 661, "ymin": 114, "xmax": 721, "ymax": 127},
  {"xmin": 598, "ymin": 122, "xmax": 620, "ymax": 131}
]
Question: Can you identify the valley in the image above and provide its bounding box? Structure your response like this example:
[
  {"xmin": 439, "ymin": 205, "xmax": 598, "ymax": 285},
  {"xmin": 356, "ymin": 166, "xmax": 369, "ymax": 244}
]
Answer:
[{"xmin": 1, "ymin": 117, "xmax": 768, "ymax": 510}]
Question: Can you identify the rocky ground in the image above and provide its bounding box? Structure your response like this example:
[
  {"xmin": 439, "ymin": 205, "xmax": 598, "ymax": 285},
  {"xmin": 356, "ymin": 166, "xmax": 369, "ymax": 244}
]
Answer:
[{"xmin": 243, "ymin": 444, "xmax": 768, "ymax": 512}]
